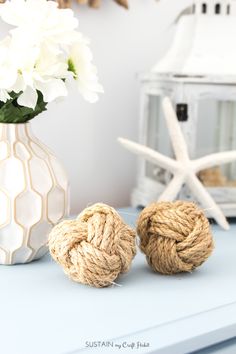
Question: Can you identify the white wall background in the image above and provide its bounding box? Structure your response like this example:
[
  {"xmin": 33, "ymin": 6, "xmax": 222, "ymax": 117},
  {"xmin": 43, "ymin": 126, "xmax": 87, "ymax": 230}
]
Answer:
[{"xmin": 9, "ymin": 0, "xmax": 191, "ymax": 213}]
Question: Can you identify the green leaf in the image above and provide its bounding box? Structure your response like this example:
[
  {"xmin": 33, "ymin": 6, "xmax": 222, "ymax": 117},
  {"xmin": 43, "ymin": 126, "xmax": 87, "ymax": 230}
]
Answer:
[
  {"xmin": 68, "ymin": 58, "xmax": 77, "ymax": 79},
  {"xmin": 0, "ymin": 91, "xmax": 48, "ymax": 124}
]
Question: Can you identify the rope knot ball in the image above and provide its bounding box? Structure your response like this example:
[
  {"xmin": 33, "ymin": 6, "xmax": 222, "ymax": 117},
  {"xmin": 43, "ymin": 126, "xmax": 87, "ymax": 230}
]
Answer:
[
  {"xmin": 137, "ymin": 201, "xmax": 214, "ymax": 275},
  {"xmin": 49, "ymin": 203, "xmax": 136, "ymax": 287}
]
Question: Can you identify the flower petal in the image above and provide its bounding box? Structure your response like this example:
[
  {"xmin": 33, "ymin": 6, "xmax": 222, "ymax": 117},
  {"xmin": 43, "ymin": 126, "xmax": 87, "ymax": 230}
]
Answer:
[
  {"xmin": 10, "ymin": 74, "xmax": 26, "ymax": 93},
  {"xmin": 0, "ymin": 89, "xmax": 10, "ymax": 103},
  {"xmin": 35, "ymin": 78, "xmax": 68, "ymax": 102},
  {"xmin": 17, "ymin": 86, "xmax": 38, "ymax": 109},
  {"xmin": 0, "ymin": 0, "xmax": 32, "ymax": 27}
]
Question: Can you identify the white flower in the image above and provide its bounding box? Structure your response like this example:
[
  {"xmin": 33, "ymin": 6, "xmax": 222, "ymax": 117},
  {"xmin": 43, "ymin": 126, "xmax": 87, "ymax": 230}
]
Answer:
[
  {"xmin": 0, "ymin": 36, "xmax": 18, "ymax": 102},
  {"xmin": 68, "ymin": 36, "xmax": 104, "ymax": 103},
  {"xmin": 0, "ymin": 0, "xmax": 78, "ymax": 46},
  {"xmin": 0, "ymin": 0, "xmax": 103, "ymax": 109},
  {"xmin": 10, "ymin": 41, "xmax": 69, "ymax": 109},
  {"xmin": 0, "ymin": 90, "xmax": 10, "ymax": 103}
]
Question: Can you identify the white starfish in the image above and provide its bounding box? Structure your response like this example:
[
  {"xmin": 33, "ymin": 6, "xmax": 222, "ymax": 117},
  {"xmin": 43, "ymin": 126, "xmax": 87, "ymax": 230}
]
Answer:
[{"xmin": 118, "ymin": 97, "xmax": 236, "ymax": 230}]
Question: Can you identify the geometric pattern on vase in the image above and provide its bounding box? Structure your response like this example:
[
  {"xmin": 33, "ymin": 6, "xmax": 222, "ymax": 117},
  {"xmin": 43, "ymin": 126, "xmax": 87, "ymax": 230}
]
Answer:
[{"xmin": 0, "ymin": 123, "xmax": 69, "ymax": 264}]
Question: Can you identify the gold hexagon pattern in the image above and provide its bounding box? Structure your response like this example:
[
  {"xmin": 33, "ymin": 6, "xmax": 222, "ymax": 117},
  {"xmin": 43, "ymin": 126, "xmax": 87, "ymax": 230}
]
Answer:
[{"xmin": 0, "ymin": 123, "xmax": 69, "ymax": 264}]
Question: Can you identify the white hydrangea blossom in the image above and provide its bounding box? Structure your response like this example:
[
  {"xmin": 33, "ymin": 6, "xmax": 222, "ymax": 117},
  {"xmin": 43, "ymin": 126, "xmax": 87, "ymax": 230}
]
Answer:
[
  {"xmin": 0, "ymin": 37, "xmax": 18, "ymax": 103},
  {"xmin": 0, "ymin": 0, "xmax": 103, "ymax": 109}
]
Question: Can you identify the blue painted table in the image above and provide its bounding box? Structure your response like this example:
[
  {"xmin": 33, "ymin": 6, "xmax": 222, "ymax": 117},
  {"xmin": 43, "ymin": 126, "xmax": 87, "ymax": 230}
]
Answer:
[{"xmin": 0, "ymin": 208, "xmax": 235, "ymax": 354}]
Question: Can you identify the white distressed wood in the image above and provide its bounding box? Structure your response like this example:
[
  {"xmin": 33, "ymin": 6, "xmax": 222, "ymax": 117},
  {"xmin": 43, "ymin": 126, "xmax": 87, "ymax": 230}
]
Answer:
[
  {"xmin": 132, "ymin": 2, "xmax": 236, "ymax": 217},
  {"xmin": 132, "ymin": 178, "xmax": 236, "ymax": 216}
]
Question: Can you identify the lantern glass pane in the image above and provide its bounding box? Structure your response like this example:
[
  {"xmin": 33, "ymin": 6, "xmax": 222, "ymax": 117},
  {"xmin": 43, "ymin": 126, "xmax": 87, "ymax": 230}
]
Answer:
[
  {"xmin": 196, "ymin": 99, "xmax": 236, "ymax": 189},
  {"xmin": 145, "ymin": 95, "xmax": 172, "ymax": 183}
]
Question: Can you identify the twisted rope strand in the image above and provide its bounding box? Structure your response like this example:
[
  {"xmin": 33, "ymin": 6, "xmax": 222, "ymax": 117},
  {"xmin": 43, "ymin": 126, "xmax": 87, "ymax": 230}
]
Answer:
[
  {"xmin": 49, "ymin": 203, "xmax": 136, "ymax": 287},
  {"xmin": 137, "ymin": 201, "xmax": 214, "ymax": 275}
]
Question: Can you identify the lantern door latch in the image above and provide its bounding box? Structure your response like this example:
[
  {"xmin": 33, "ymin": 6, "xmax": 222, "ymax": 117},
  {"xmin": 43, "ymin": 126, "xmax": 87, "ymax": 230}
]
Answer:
[{"xmin": 176, "ymin": 103, "xmax": 188, "ymax": 122}]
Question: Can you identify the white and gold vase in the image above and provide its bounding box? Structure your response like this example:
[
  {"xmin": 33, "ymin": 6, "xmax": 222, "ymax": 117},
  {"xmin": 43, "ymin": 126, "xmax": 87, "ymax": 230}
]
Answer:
[{"xmin": 0, "ymin": 123, "xmax": 69, "ymax": 264}]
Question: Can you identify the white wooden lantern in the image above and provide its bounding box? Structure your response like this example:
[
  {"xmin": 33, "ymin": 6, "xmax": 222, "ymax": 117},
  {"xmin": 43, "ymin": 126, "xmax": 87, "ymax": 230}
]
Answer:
[{"xmin": 132, "ymin": 0, "xmax": 236, "ymax": 216}]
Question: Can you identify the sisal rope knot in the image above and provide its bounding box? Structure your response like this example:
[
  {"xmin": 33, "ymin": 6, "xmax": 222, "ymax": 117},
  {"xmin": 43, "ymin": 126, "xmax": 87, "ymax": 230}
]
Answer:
[
  {"xmin": 48, "ymin": 203, "xmax": 136, "ymax": 288},
  {"xmin": 137, "ymin": 201, "xmax": 214, "ymax": 275}
]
